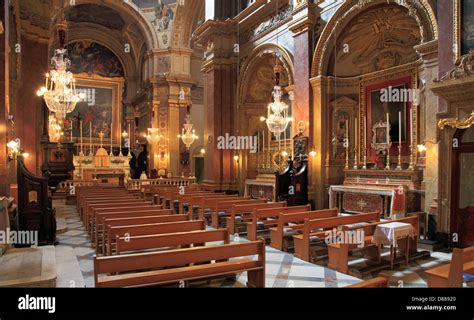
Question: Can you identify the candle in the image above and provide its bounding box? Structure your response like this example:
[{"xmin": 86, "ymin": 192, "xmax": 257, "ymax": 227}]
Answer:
[
  {"xmin": 410, "ymin": 108, "xmax": 413, "ymax": 146},
  {"xmin": 90, "ymin": 122, "xmax": 92, "ymax": 154},
  {"xmin": 386, "ymin": 113, "xmax": 390, "ymax": 145},
  {"xmin": 128, "ymin": 123, "xmax": 131, "ymax": 146},
  {"xmin": 399, "ymin": 111, "xmax": 402, "ymax": 146},
  {"xmin": 355, "ymin": 117, "xmax": 358, "ymax": 151},
  {"xmin": 110, "ymin": 121, "xmax": 113, "ymax": 150},
  {"xmin": 345, "ymin": 120, "xmax": 349, "ymax": 149},
  {"xmin": 80, "ymin": 120, "xmax": 83, "ymax": 153}
]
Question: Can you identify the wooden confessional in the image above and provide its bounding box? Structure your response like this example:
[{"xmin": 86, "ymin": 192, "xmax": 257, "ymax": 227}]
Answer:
[
  {"xmin": 17, "ymin": 156, "xmax": 56, "ymax": 246},
  {"xmin": 275, "ymin": 157, "xmax": 309, "ymax": 206}
]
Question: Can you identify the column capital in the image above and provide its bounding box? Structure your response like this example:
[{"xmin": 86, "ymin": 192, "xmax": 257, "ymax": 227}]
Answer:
[{"xmin": 414, "ymin": 40, "xmax": 439, "ymax": 62}]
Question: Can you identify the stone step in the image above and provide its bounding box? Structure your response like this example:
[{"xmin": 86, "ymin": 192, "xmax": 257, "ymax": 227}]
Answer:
[
  {"xmin": 0, "ymin": 246, "xmax": 57, "ymax": 288},
  {"xmin": 54, "ymin": 246, "xmax": 85, "ymax": 288}
]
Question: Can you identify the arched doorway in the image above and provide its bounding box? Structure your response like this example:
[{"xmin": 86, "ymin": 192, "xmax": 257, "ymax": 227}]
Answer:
[{"xmin": 451, "ymin": 127, "xmax": 474, "ymax": 247}]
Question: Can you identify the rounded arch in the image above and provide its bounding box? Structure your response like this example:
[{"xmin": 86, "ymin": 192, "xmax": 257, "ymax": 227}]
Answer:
[
  {"xmin": 66, "ymin": 28, "xmax": 134, "ymax": 79},
  {"xmin": 311, "ymin": 0, "xmax": 438, "ymax": 78},
  {"xmin": 172, "ymin": 0, "xmax": 205, "ymax": 48},
  {"xmin": 239, "ymin": 43, "xmax": 295, "ymax": 102},
  {"xmin": 56, "ymin": 0, "xmax": 159, "ymax": 50}
]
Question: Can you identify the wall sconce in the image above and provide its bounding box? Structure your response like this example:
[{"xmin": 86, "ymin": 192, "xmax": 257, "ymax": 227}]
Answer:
[
  {"xmin": 7, "ymin": 139, "xmax": 21, "ymax": 161},
  {"xmin": 233, "ymin": 155, "xmax": 240, "ymax": 163},
  {"xmin": 417, "ymin": 144, "xmax": 427, "ymax": 157},
  {"xmin": 309, "ymin": 147, "xmax": 317, "ymax": 158},
  {"xmin": 200, "ymin": 148, "xmax": 206, "ymax": 155}
]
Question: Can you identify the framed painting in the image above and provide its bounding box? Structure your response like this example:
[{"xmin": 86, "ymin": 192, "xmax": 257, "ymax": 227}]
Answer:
[
  {"xmin": 365, "ymin": 76, "xmax": 413, "ymax": 160},
  {"xmin": 68, "ymin": 73, "xmax": 124, "ymax": 146},
  {"xmin": 454, "ymin": 0, "xmax": 474, "ymax": 64}
]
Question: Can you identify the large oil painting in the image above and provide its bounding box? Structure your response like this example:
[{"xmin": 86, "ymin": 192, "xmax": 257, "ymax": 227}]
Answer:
[
  {"xmin": 461, "ymin": 0, "xmax": 474, "ymax": 55},
  {"xmin": 68, "ymin": 74, "xmax": 124, "ymax": 146}
]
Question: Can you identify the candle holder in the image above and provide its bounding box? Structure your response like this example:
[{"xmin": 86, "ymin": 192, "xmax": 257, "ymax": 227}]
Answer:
[
  {"xmin": 396, "ymin": 145, "xmax": 403, "ymax": 170},
  {"xmin": 353, "ymin": 149, "xmax": 358, "ymax": 170},
  {"xmin": 408, "ymin": 145, "xmax": 416, "ymax": 170},
  {"xmin": 345, "ymin": 147, "xmax": 349, "ymax": 170},
  {"xmin": 385, "ymin": 148, "xmax": 391, "ymax": 170}
]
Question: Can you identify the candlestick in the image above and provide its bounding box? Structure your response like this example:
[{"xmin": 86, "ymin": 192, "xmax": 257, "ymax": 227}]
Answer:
[
  {"xmin": 408, "ymin": 108, "xmax": 416, "ymax": 170},
  {"xmin": 119, "ymin": 122, "xmax": 124, "ymax": 157},
  {"xmin": 345, "ymin": 120, "xmax": 349, "ymax": 170},
  {"xmin": 89, "ymin": 122, "xmax": 93, "ymax": 157},
  {"xmin": 385, "ymin": 113, "xmax": 391, "ymax": 170},
  {"xmin": 110, "ymin": 121, "xmax": 114, "ymax": 157},
  {"xmin": 80, "ymin": 120, "xmax": 84, "ymax": 156},
  {"xmin": 396, "ymin": 111, "xmax": 402, "ymax": 170},
  {"xmin": 353, "ymin": 117, "xmax": 358, "ymax": 169},
  {"xmin": 362, "ymin": 117, "xmax": 367, "ymax": 170}
]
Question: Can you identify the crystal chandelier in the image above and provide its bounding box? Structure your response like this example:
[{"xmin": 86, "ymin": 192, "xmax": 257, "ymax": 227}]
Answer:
[
  {"xmin": 37, "ymin": 15, "xmax": 83, "ymax": 124},
  {"xmin": 145, "ymin": 128, "xmax": 162, "ymax": 146},
  {"xmin": 178, "ymin": 114, "xmax": 198, "ymax": 149},
  {"xmin": 264, "ymin": 59, "xmax": 292, "ymax": 139}
]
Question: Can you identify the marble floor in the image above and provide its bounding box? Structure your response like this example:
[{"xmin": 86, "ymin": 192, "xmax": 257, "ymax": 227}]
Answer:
[{"xmin": 53, "ymin": 200, "xmax": 454, "ymax": 288}]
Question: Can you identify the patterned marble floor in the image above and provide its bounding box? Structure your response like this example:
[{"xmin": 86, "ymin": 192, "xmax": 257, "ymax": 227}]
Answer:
[{"xmin": 53, "ymin": 200, "xmax": 454, "ymax": 288}]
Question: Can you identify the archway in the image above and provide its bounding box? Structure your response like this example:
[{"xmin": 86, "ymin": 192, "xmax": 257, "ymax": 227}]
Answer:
[
  {"xmin": 239, "ymin": 44, "xmax": 295, "ymax": 180},
  {"xmin": 309, "ymin": 0, "xmax": 438, "ymax": 209}
]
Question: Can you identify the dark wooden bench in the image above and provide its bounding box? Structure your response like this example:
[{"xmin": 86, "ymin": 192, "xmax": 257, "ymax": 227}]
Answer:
[
  {"xmin": 226, "ymin": 202, "xmax": 287, "ymax": 235},
  {"xmin": 210, "ymin": 199, "xmax": 266, "ymax": 228}
]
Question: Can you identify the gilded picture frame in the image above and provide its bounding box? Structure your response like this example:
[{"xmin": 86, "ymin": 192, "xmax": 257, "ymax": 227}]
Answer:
[
  {"xmin": 454, "ymin": 0, "xmax": 474, "ymax": 64},
  {"xmin": 69, "ymin": 73, "xmax": 124, "ymax": 147}
]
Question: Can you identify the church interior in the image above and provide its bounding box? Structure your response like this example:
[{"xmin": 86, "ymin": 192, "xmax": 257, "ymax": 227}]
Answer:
[{"xmin": 0, "ymin": 0, "xmax": 473, "ymax": 290}]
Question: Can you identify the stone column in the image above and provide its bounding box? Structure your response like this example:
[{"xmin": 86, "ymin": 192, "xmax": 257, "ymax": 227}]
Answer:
[
  {"xmin": 288, "ymin": 1, "xmax": 317, "ymax": 138},
  {"xmin": 0, "ymin": 0, "xmax": 10, "ymax": 195},
  {"xmin": 194, "ymin": 20, "xmax": 238, "ymax": 190},
  {"xmin": 310, "ymin": 76, "xmax": 329, "ymax": 209},
  {"xmin": 414, "ymin": 40, "xmax": 441, "ymax": 229}
]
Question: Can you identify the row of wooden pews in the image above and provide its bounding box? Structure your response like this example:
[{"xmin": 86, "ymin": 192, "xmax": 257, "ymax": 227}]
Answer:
[{"xmin": 76, "ymin": 186, "xmax": 265, "ymax": 288}]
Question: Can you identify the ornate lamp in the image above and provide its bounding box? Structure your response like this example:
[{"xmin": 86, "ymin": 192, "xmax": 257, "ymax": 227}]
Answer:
[
  {"xmin": 263, "ymin": 59, "xmax": 292, "ymax": 140},
  {"xmin": 178, "ymin": 113, "xmax": 198, "ymax": 150},
  {"xmin": 145, "ymin": 128, "xmax": 162, "ymax": 146},
  {"xmin": 37, "ymin": 15, "xmax": 83, "ymax": 125}
]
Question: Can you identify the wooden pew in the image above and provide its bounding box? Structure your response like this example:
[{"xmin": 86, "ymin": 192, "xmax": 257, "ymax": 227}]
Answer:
[
  {"xmin": 346, "ymin": 275, "xmax": 390, "ymax": 288},
  {"xmin": 79, "ymin": 192, "xmax": 137, "ymax": 219},
  {"xmin": 95, "ymin": 209, "xmax": 175, "ymax": 252},
  {"xmin": 175, "ymin": 191, "xmax": 222, "ymax": 215},
  {"xmin": 270, "ymin": 208, "xmax": 338, "ymax": 251},
  {"xmin": 246, "ymin": 205, "xmax": 311, "ymax": 241},
  {"xmin": 191, "ymin": 194, "xmax": 240, "ymax": 220},
  {"xmin": 105, "ymin": 220, "xmax": 206, "ymax": 255},
  {"xmin": 425, "ymin": 246, "xmax": 474, "ymax": 287},
  {"xmin": 226, "ymin": 202, "xmax": 287, "ymax": 235},
  {"xmin": 94, "ymin": 239, "xmax": 266, "ymax": 288},
  {"xmin": 327, "ymin": 215, "xmax": 418, "ymax": 274},
  {"xmin": 210, "ymin": 199, "xmax": 266, "ymax": 229},
  {"xmin": 86, "ymin": 201, "xmax": 155, "ymax": 233},
  {"xmin": 293, "ymin": 211, "xmax": 380, "ymax": 262},
  {"xmin": 114, "ymin": 229, "xmax": 229, "ymax": 255}
]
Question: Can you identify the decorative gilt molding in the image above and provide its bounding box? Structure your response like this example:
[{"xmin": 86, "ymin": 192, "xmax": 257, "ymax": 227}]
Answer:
[
  {"xmin": 453, "ymin": 0, "xmax": 461, "ymax": 64},
  {"xmin": 438, "ymin": 111, "xmax": 474, "ymax": 130},
  {"xmin": 311, "ymin": 0, "xmax": 438, "ymax": 78},
  {"xmin": 435, "ymin": 49, "xmax": 474, "ymax": 82}
]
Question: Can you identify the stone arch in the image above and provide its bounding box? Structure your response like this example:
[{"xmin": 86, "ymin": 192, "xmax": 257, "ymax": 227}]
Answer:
[
  {"xmin": 239, "ymin": 43, "xmax": 295, "ymax": 103},
  {"xmin": 311, "ymin": 0, "xmax": 438, "ymax": 78},
  {"xmin": 172, "ymin": 0, "xmax": 205, "ymax": 48},
  {"xmin": 53, "ymin": 0, "xmax": 159, "ymax": 50}
]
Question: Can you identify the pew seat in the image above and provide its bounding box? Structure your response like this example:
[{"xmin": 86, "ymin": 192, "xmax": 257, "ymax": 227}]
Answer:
[{"xmin": 425, "ymin": 246, "xmax": 474, "ymax": 287}]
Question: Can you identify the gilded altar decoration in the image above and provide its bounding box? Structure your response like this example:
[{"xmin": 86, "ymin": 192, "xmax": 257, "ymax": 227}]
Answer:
[{"xmin": 438, "ymin": 111, "xmax": 474, "ymax": 130}]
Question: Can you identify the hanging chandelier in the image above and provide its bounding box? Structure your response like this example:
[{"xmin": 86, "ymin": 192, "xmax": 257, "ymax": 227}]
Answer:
[
  {"xmin": 37, "ymin": 14, "xmax": 83, "ymax": 124},
  {"xmin": 145, "ymin": 128, "xmax": 162, "ymax": 146},
  {"xmin": 264, "ymin": 58, "xmax": 292, "ymax": 139},
  {"xmin": 178, "ymin": 114, "xmax": 198, "ymax": 150}
]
